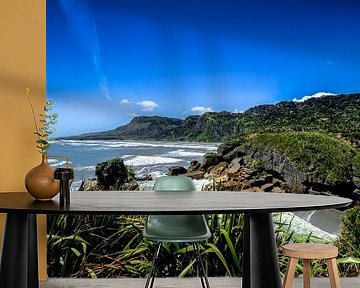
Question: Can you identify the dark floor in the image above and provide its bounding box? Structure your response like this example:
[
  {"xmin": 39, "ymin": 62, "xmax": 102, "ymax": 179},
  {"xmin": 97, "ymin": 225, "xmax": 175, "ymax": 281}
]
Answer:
[{"xmin": 40, "ymin": 277, "xmax": 360, "ymax": 288}]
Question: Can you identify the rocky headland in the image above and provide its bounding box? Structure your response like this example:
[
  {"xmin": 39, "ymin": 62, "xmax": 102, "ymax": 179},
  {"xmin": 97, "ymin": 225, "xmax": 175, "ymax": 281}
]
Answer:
[
  {"xmin": 170, "ymin": 133, "xmax": 360, "ymax": 201},
  {"xmin": 79, "ymin": 131, "xmax": 359, "ymax": 204}
]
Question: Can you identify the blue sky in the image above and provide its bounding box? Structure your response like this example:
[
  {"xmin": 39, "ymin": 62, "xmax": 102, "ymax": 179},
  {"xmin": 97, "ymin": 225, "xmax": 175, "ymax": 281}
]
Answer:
[{"xmin": 47, "ymin": 0, "xmax": 360, "ymax": 137}]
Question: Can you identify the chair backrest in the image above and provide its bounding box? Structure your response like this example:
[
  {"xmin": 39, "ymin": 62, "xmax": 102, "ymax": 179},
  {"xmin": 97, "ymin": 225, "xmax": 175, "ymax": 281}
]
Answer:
[
  {"xmin": 153, "ymin": 175, "xmax": 196, "ymax": 191},
  {"xmin": 144, "ymin": 176, "xmax": 210, "ymax": 242}
]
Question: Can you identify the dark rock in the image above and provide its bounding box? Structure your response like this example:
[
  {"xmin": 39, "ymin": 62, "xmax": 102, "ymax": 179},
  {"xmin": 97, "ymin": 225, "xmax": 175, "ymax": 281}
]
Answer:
[
  {"xmin": 272, "ymin": 186, "xmax": 285, "ymax": 193},
  {"xmin": 79, "ymin": 179, "xmax": 98, "ymax": 191},
  {"xmin": 168, "ymin": 166, "xmax": 187, "ymax": 176},
  {"xmin": 201, "ymin": 152, "xmax": 223, "ymax": 169},
  {"xmin": 207, "ymin": 162, "xmax": 229, "ymax": 178},
  {"xmin": 184, "ymin": 170, "xmax": 206, "ymax": 179},
  {"xmin": 246, "ymin": 147, "xmax": 307, "ymax": 193},
  {"xmin": 95, "ymin": 157, "xmax": 139, "ymax": 190},
  {"xmin": 263, "ymin": 173, "xmax": 273, "ymax": 183},
  {"xmin": 261, "ymin": 183, "xmax": 274, "ymax": 192},
  {"xmin": 217, "ymin": 142, "xmax": 239, "ymax": 156},
  {"xmin": 136, "ymin": 174, "xmax": 153, "ymax": 181},
  {"xmin": 272, "ymin": 178, "xmax": 285, "ymax": 187},
  {"xmin": 223, "ymin": 147, "xmax": 246, "ymax": 162},
  {"xmin": 252, "ymin": 178, "xmax": 266, "ymax": 187},
  {"xmin": 227, "ymin": 158, "xmax": 242, "ymax": 176},
  {"xmin": 188, "ymin": 160, "xmax": 201, "ymax": 172}
]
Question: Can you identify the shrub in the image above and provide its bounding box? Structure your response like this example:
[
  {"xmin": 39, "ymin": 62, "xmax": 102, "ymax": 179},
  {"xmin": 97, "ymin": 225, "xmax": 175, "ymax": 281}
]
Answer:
[
  {"xmin": 336, "ymin": 205, "xmax": 360, "ymax": 276},
  {"xmin": 245, "ymin": 132, "xmax": 356, "ymax": 185}
]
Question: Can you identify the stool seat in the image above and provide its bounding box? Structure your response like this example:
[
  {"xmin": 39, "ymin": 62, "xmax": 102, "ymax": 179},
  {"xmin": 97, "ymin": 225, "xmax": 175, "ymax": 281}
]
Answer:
[
  {"xmin": 282, "ymin": 243, "xmax": 341, "ymax": 288},
  {"xmin": 282, "ymin": 243, "xmax": 338, "ymax": 259}
]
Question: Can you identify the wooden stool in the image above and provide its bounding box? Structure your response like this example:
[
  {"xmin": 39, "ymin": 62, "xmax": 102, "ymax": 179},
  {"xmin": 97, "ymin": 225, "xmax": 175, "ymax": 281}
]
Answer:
[{"xmin": 282, "ymin": 243, "xmax": 341, "ymax": 288}]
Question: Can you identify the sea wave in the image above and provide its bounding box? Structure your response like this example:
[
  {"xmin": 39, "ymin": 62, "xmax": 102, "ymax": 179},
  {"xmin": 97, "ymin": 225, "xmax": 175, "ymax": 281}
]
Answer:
[
  {"xmin": 166, "ymin": 150, "xmax": 205, "ymax": 157},
  {"xmin": 73, "ymin": 165, "xmax": 96, "ymax": 171},
  {"xmin": 49, "ymin": 160, "xmax": 72, "ymax": 167},
  {"xmin": 55, "ymin": 139, "xmax": 217, "ymax": 150},
  {"xmin": 124, "ymin": 155, "xmax": 183, "ymax": 167},
  {"xmin": 273, "ymin": 212, "xmax": 337, "ymax": 242}
]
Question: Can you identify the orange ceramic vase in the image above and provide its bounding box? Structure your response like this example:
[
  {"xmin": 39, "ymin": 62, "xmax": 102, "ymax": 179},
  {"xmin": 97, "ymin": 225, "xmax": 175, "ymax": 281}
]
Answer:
[{"xmin": 25, "ymin": 155, "xmax": 60, "ymax": 201}]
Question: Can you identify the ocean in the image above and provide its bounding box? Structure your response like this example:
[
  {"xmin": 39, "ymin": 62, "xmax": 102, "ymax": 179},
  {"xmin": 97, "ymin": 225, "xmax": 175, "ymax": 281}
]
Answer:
[
  {"xmin": 49, "ymin": 139, "xmax": 218, "ymax": 191},
  {"xmin": 49, "ymin": 139, "xmax": 343, "ymax": 239}
]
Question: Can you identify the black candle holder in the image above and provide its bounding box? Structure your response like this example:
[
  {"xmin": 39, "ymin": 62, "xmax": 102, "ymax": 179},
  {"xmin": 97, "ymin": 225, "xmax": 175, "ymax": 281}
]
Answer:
[{"xmin": 54, "ymin": 168, "xmax": 74, "ymax": 207}]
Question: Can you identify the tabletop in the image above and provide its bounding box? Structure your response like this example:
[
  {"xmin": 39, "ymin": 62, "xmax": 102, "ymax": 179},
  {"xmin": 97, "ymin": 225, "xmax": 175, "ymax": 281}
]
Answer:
[{"xmin": 0, "ymin": 191, "xmax": 352, "ymax": 215}]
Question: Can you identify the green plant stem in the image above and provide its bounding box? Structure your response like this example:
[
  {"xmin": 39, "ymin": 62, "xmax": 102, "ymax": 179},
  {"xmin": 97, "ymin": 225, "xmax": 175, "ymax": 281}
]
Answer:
[{"xmin": 25, "ymin": 91, "xmax": 44, "ymax": 155}]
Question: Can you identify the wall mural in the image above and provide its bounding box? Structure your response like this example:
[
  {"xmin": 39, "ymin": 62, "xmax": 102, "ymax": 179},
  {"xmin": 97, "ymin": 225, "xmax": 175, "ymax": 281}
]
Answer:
[{"xmin": 46, "ymin": 0, "xmax": 360, "ymax": 278}]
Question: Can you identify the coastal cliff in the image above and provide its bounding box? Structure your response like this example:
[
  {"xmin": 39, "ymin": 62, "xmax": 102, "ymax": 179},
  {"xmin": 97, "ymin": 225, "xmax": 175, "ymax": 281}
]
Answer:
[{"xmin": 170, "ymin": 132, "xmax": 360, "ymax": 201}]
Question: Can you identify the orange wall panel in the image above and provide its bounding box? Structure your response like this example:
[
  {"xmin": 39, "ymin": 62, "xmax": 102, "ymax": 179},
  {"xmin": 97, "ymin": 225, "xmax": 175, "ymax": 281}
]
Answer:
[{"xmin": 0, "ymin": 0, "xmax": 47, "ymax": 281}]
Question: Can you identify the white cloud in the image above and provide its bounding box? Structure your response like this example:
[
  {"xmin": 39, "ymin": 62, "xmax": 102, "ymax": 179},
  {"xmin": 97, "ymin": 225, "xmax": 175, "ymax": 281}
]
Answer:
[
  {"xmin": 137, "ymin": 100, "xmax": 158, "ymax": 111},
  {"xmin": 120, "ymin": 98, "xmax": 131, "ymax": 104},
  {"xmin": 234, "ymin": 109, "xmax": 244, "ymax": 113},
  {"xmin": 100, "ymin": 77, "xmax": 112, "ymax": 101},
  {"xmin": 190, "ymin": 106, "xmax": 214, "ymax": 114},
  {"xmin": 293, "ymin": 92, "xmax": 337, "ymax": 102}
]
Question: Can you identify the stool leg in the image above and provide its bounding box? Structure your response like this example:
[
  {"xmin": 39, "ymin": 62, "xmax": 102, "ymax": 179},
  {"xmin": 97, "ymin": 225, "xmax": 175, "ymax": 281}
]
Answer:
[
  {"xmin": 326, "ymin": 258, "xmax": 341, "ymax": 288},
  {"xmin": 283, "ymin": 257, "xmax": 298, "ymax": 288},
  {"xmin": 303, "ymin": 259, "xmax": 311, "ymax": 288}
]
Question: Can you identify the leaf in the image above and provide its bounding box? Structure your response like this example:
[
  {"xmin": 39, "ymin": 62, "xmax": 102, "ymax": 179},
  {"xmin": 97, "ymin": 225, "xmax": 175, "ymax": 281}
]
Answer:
[
  {"xmin": 71, "ymin": 248, "xmax": 81, "ymax": 257},
  {"xmin": 86, "ymin": 267, "xmax": 97, "ymax": 278},
  {"xmin": 205, "ymin": 243, "xmax": 232, "ymax": 276},
  {"xmin": 220, "ymin": 228, "xmax": 241, "ymax": 270},
  {"xmin": 44, "ymin": 104, "xmax": 52, "ymax": 111},
  {"xmin": 47, "ymin": 100, "xmax": 55, "ymax": 105},
  {"xmin": 36, "ymin": 139, "xmax": 48, "ymax": 145},
  {"xmin": 179, "ymin": 259, "xmax": 196, "ymax": 277},
  {"xmin": 337, "ymin": 257, "xmax": 360, "ymax": 264}
]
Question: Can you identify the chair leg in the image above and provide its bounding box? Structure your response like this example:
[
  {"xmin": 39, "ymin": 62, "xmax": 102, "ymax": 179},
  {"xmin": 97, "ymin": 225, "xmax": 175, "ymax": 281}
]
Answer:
[
  {"xmin": 303, "ymin": 259, "xmax": 311, "ymax": 288},
  {"xmin": 283, "ymin": 257, "xmax": 298, "ymax": 288},
  {"xmin": 326, "ymin": 258, "xmax": 341, "ymax": 288},
  {"xmin": 145, "ymin": 243, "xmax": 162, "ymax": 288},
  {"xmin": 193, "ymin": 243, "xmax": 211, "ymax": 288}
]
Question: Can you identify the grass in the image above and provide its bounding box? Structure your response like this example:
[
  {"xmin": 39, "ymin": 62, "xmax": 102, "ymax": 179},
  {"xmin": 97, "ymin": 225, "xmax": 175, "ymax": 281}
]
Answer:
[{"xmin": 335, "ymin": 204, "xmax": 360, "ymax": 276}]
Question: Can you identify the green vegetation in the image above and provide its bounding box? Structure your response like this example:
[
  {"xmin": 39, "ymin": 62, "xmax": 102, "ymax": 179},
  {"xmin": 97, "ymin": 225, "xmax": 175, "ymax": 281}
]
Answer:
[
  {"xmin": 170, "ymin": 94, "xmax": 360, "ymax": 143},
  {"xmin": 195, "ymin": 132, "xmax": 216, "ymax": 142},
  {"xmin": 354, "ymin": 151, "xmax": 360, "ymax": 175},
  {"xmin": 243, "ymin": 132, "xmax": 357, "ymax": 185},
  {"xmin": 336, "ymin": 205, "xmax": 360, "ymax": 276},
  {"xmin": 48, "ymin": 211, "xmax": 351, "ymax": 278},
  {"xmin": 47, "ymin": 214, "xmax": 148, "ymax": 277},
  {"xmin": 95, "ymin": 157, "xmax": 138, "ymax": 190},
  {"xmin": 24, "ymin": 88, "xmax": 58, "ymax": 155},
  {"xmin": 47, "ymin": 213, "xmax": 244, "ymax": 278}
]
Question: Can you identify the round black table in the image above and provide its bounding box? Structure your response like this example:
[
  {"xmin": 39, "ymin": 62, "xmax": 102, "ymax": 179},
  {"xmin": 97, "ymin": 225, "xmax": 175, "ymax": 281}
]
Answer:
[{"xmin": 0, "ymin": 191, "xmax": 352, "ymax": 288}]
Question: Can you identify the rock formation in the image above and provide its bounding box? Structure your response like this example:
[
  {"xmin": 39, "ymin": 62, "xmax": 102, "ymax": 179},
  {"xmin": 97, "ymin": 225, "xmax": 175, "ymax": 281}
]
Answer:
[
  {"xmin": 169, "ymin": 141, "xmax": 359, "ymax": 200},
  {"xmin": 79, "ymin": 157, "xmax": 139, "ymax": 191}
]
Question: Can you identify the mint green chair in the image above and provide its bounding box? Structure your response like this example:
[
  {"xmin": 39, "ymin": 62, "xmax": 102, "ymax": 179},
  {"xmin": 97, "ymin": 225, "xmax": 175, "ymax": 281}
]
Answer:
[{"xmin": 144, "ymin": 176, "xmax": 211, "ymax": 288}]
